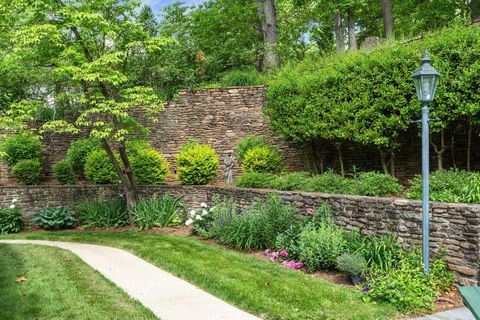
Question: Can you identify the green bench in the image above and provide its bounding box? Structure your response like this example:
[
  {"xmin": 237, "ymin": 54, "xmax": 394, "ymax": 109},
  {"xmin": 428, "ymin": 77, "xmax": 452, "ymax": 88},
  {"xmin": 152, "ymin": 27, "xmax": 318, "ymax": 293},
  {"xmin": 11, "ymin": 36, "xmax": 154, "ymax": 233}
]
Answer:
[{"xmin": 460, "ymin": 286, "xmax": 480, "ymax": 320}]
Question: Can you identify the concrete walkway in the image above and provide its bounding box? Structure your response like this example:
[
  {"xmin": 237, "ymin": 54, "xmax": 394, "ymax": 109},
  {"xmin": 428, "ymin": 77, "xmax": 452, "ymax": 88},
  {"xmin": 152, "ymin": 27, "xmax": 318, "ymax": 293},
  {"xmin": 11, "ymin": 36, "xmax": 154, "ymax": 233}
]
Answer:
[
  {"xmin": 411, "ymin": 307, "xmax": 475, "ymax": 320},
  {"xmin": 0, "ymin": 240, "xmax": 260, "ymax": 320}
]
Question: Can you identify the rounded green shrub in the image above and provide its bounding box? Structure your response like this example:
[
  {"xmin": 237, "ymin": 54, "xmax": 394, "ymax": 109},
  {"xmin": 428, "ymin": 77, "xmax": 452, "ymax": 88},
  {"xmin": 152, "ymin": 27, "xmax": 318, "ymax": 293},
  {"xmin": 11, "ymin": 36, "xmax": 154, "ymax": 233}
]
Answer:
[
  {"xmin": 0, "ymin": 133, "xmax": 42, "ymax": 166},
  {"xmin": 131, "ymin": 149, "xmax": 170, "ymax": 185},
  {"xmin": 242, "ymin": 145, "xmax": 283, "ymax": 173},
  {"xmin": 354, "ymin": 172, "xmax": 402, "ymax": 197},
  {"xmin": 235, "ymin": 134, "xmax": 273, "ymax": 163},
  {"xmin": 126, "ymin": 139, "xmax": 152, "ymax": 156},
  {"xmin": 0, "ymin": 207, "xmax": 22, "ymax": 234},
  {"xmin": 176, "ymin": 141, "xmax": 219, "ymax": 185},
  {"xmin": 84, "ymin": 150, "xmax": 119, "ymax": 184},
  {"xmin": 53, "ymin": 160, "xmax": 76, "ymax": 185},
  {"xmin": 12, "ymin": 159, "xmax": 41, "ymax": 185},
  {"xmin": 66, "ymin": 138, "xmax": 101, "ymax": 174}
]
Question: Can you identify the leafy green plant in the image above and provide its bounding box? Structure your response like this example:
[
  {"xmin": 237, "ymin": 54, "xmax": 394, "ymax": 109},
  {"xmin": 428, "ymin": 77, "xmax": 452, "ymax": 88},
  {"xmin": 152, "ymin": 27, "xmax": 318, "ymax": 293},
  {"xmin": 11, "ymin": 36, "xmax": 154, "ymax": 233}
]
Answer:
[
  {"xmin": 353, "ymin": 172, "xmax": 401, "ymax": 197},
  {"xmin": 188, "ymin": 197, "xmax": 238, "ymax": 239},
  {"xmin": 299, "ymin": 221, "xmax": 346, "ymax": 271},
  {"xmin": 304, "ymin": 171, "xmax": 351, "ymax": 194},
  {"xmin": 337, "ymin": 253, "xmax": 367, "ymax": 276},
  {"xmin": 176, "ymin": 141, "xmax": 219, "ymax": 185},
  {"xmin": 363, "ymin": 251, "xmax": 440, "ymax": 312},
  {"xmin": 131, "ymin": 149, "xmax": 170, "ymax": 185},
  {"xmin": 235, "ymin": 134, "xmax": 271, "ymax": 163},
  {"xmin": 270, "ymin": 172, "xmax": 311, "ymax": 191},
  {"xmin": 218, "ymin": 211, "xmax": 263, "ymax": 250},
  {"xmin": 53, "ymin": 160, "xmax": 76, "ymax": 185},
  {"xmin": 462, "ymin": 173, "xmax": 480, "ymax": 204},
  {"xmin": 84, "ymin": 150, "xmax": 119, "ymax": 184},
  {"xmin": 0, "ymin": 133, "xmax": 43, "ymax": 166},
  {"xmin": 275, "ymin": 222, "xmax": 304, "ymax": 260},
  {"xmin": 235, "ymin": 172, "xmax": 276, "ymax": 188},
  {"xmin": 0, "ymin": 206, "xmax": 22, "ymax": 234},
  {"xmin": 75, "ymin": 199, "xmax": 128, "ymax": 228},
  {"xmin": 131, "ymin": 194, "xmax": 185, "ymax": 230},
  {"xmin": 31, "ymin": 207, "xmax": 77, "ymax": 230},
  {"xmin": 407, "ymin": 169, "xmax": 470, "ymax": 203},
  {"xmin": 66, "ymin": 138, "xmax": 101, "ymax": 174},
  {"xmin": 12, "ymin": 159, "xmax": 41, "ymax": 185},
  {"xmin": 242, "ymin": 146, "xmax": 283, "ymax": 173}
]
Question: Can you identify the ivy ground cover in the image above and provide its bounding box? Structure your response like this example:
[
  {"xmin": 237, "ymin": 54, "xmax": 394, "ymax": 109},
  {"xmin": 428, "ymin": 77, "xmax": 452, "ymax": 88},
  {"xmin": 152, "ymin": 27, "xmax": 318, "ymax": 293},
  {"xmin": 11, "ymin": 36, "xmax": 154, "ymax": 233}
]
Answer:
[{"xmin": 3, "ymin": 231, "xmax": 398, "ymax": 320}]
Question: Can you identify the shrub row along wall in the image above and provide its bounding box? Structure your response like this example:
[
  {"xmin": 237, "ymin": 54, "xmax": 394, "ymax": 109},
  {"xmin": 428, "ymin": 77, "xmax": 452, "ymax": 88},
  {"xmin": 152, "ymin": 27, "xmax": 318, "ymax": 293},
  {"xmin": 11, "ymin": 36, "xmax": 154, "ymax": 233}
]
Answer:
[
  {"xmin": 1, "ymin": 185, "xmax": 478, "ymax": 286},
  {"xmin": 0, "ymin": 85, "xmax": 305, "ymax": 185}
]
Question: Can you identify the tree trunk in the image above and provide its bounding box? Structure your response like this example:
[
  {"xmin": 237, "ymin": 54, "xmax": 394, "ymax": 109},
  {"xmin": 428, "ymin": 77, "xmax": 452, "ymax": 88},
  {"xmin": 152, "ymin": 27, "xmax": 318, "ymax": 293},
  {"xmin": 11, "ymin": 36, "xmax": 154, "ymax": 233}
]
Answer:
[
  {"xmin": 390, "ymin": 152, "xmax": 395, "ymax": 177},
  {"xmin": 256, "ymin": 0, "xmax": 280, "ymax": 72},
  {"xmin": 472, "ymin": 0, "xmax": 480, "ymax": 23},
  {"xmin": 334, "ymin": 6, "xmax": 345, "ymax": 54},
  {"xmin": 467, "ymin": 122, "xmax": 473, "ymax": 171},
  {"xmin": 380, "ymin": 0, "xmax": 394, "ymax": 38},
  {"xmin": 335, "ymin": 144, "xmax": 345, "ymax": 177},
  {"xmin": 347, "ymin": 10, "xmax": 357, "ymax": 51},
  {"xmin": 430, "ymin": 129, "xmax": 447, "ymax": 170},
  {"xmin": 451, "ymin": 134, "xmax": 457, "ymax": 169},
  {"xmin": 380, "ymin": 150, "xmax": 389, "ymax": 174}
]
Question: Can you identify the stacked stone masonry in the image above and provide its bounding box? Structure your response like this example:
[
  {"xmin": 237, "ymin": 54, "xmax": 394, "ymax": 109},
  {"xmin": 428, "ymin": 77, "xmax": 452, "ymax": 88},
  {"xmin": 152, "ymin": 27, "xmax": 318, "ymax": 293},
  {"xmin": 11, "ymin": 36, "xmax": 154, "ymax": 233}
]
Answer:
[{"xmin": 1, "ymin": 184, "xmax": 478, "ymax": 286}]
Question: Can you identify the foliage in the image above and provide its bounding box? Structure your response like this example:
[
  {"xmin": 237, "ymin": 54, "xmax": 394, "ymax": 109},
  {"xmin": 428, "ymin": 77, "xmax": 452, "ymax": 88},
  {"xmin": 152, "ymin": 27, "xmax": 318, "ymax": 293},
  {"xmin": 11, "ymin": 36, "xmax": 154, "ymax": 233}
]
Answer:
[
  {"xmin": 304, "ymin": 171, "xmax": 351, "ymax": 194},
  {"xmin": 363, "ymin": 250, "xmax": 454, "ymax": 312},
  {"xmin": 354, "ymin": 172, "xmax": 402, "ymax": 197},
  {"xmin": 84, "ymin": 150, "xmax": 119, "ymax": 185},
  {"xmin": 31, "ymin": 207, "xmax": 77, "ymax": 230},
  {"xmin": 75, "ymin": 199, "xmax": 128, "ymax": 228},
  {"xmin": 0, "ymin": 203, "xmax": 22, "ymax": 234},
  {"xmin": 130, "ymin": 149, "xmax": 170, "ymax": 185},
  {"xmin": 12, "ymin": 159, "xmax": 41, "ymax": 185},
  {"xmin": 242, "ymin": 146, "xmax": 284, "ymax": 173},
  {"xmin": 220, "ymin": 68, "xmax": 263, "ymax": 87},
  {"xmin": 131, "ymin": 194, "xmax": 185, "ymax": 230},
  {"xmin": 270, "ymin": 172, "xmax": 311, "ymax": 191},
  {"xmin": 66, "ymin": 138, "xmax": 101, "ymax": 174},
  {"xmin": 219, "ymin": 193, "xmax": 297, "ymax": 250},
  {"xmin": 53, "ymin": 160, "xmax": 76, "ymax": 185},
  {"xmin": 275, "ymin": 222, "xmax": 304, "ymax": 260},
  {"xmin": 176, "ymin": 141, "xmax": 219, "ymax": 185},
  {"xmin": 0, "ymin": 133, "xmax": 42, "ymax": 166},
  {"xmin": 407, "ymin": 169, "xmax": 471, "ymax": 203},
  {"xmin": 235, "ymin": 172, "xmax": 277, "ymax": 189},
  {"xmin": 298, "ymin": 221, "xmax": 346, "ymax": 272},
  {"xmin": 235, "ymin": 134, "xmax": 272, "ymax": 163},
  {"xmin": 337, "ymin": 253, "xmax": 367, "ymax": 276},
  {"xmin": 462, "ymin": 173, "xmax": 480, "ymax": 204},
  {"xmin": 187, "ymin": 197, "xmax": 237, "ymax": 239}
]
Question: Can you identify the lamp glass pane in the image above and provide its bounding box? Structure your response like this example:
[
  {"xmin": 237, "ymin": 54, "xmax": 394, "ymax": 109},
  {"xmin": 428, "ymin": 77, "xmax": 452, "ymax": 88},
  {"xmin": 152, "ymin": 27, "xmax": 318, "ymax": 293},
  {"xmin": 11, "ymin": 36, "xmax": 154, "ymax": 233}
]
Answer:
[
  {"xmin": 414, "ymin": 77, "xmax": 422, "ymax": 101},
  {"xmin": 421, "ymin": 75, "xmax": 434, "ymax": 101}
]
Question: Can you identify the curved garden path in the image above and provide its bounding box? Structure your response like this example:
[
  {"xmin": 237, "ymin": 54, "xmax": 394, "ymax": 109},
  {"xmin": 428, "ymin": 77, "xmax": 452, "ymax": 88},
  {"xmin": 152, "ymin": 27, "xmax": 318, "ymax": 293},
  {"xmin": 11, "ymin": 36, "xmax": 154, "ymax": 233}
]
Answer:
[{"xmin": 0, "ymin": 240, "xmax": 260, "ymax": 320}]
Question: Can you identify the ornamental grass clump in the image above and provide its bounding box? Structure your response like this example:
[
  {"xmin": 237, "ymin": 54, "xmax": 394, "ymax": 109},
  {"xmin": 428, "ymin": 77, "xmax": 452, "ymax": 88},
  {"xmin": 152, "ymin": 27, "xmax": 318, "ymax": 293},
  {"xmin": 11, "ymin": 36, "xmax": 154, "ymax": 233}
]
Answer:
[
  {"xmin": 75, "ymin": 199, "xmax": 128, "ymax": 228},
  {"xmin": 131, "ymin": 194, "xmax": 185, "ymax": 230}
]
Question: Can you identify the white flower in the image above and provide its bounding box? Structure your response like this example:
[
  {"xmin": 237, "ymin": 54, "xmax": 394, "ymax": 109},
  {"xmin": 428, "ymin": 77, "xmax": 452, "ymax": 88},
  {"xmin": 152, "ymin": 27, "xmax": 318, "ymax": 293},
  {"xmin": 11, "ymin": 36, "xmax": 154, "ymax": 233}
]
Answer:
[
  {"xmin": 201, "ymin": 202, "xmax": 207, "ymax": 208},
  {"xmin": 202, "ymin": 209, "xmax": 208, "ymax": 216},
  {"xmin": 9, "ymin": 204, "xmax": 15, "ymax": 209},
  {"xmin": 209, "ymin": 206, "xmax": 216, "ymax": 212},
  {"xmin": 185, "ymin": 219, "xmax": 194, "ymax": 226},
  {"xmin": 11, "ymin": 199, "xmax": 18, "ymax": 203},
  {"xmin": 195, "ymin": 215, "xmax": 203, "ymax": 221},
  {"xmin": 189, "ymin": 210, "xmax": 196, "ymax": 217}
]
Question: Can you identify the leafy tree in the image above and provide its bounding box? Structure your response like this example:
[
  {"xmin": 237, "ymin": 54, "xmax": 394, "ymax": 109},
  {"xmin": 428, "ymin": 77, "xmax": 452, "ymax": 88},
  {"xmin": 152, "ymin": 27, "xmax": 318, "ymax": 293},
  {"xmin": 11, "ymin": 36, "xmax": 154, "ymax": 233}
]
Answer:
[{"xmin": 0, "ymin": 0, "xmax": 171, "ymax": 220}]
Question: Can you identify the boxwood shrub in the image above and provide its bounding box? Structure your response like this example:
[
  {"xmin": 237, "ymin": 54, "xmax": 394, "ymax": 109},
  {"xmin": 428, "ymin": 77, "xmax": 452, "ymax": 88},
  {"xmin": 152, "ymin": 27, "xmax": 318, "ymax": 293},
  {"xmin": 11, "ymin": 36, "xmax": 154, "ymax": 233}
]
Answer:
[
  {"xmin": 12, "ymin": 159, "xmax": 41, "ymax": 185},
  {"xmin": 176, "ymin": 141, "xmax": 219, "ymax": 185},
  {"xmin": 242, "ymin": 145, "xmax": 283, "ymax": 173},
  {"xmin": 131, "ymin": 149, "xmax": 170, "ymax": 185},
  {"xmin": 53, "ymin": 160, "xmax": 76, "ymax": 185},
  {"xmin": 84, "ymin": 150, "xmax": 119, "ymax": 184},
  {"xmin": 0, "ymin": 133, "xmax": 43, "ymax": 166}
]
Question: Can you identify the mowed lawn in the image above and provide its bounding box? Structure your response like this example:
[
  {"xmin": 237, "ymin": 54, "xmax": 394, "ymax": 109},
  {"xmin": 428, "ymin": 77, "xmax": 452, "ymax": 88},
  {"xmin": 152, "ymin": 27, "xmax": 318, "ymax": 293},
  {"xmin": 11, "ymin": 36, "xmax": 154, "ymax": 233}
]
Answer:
[
  {"xmin": 0, "ymin": 244, "xmax": 157, "ymax": 320},
  {"xmin": 3, "ymin": 231, "xmax": 399, "ymax": 320}
]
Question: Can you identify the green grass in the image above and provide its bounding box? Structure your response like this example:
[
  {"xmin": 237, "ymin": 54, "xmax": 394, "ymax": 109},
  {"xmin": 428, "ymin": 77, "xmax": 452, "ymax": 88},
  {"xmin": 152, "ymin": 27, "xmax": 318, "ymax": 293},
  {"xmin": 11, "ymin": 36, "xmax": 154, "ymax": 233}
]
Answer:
[
  {"xmin": 3, "ymin": 231, "xmax": 399, "ymax": 320},
  {"xmin": 0, "ymin": 243, "xmax": 157, "ymax": 320}
]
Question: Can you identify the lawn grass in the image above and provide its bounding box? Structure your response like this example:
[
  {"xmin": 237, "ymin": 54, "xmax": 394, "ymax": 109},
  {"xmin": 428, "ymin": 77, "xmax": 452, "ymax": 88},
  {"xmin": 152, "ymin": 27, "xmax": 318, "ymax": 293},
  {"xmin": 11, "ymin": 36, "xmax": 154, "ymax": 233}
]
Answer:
[
  {"xmin": 0, "ymin": 243, "xmax": 157, "ymax": 320},
  {"xmin": 3, "ymin": 231, "xmax": 399, "ymax": 320}
]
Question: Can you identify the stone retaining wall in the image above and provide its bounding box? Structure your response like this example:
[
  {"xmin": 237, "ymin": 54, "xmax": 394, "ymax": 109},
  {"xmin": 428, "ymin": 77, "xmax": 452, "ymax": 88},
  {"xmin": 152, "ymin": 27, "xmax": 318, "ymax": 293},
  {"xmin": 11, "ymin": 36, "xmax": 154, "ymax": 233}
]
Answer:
[{"xmin": 1, "ymin": 184, "xmax": 478, "ymax": 285}]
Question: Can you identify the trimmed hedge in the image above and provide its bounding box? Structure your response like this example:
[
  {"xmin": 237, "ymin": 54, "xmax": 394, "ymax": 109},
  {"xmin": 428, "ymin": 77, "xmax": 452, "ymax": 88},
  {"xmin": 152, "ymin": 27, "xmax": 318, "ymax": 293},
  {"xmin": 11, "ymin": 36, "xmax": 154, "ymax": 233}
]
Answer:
[{"xmin": 131, "ymin": 149, "xmax": 170, "ymax": 185}]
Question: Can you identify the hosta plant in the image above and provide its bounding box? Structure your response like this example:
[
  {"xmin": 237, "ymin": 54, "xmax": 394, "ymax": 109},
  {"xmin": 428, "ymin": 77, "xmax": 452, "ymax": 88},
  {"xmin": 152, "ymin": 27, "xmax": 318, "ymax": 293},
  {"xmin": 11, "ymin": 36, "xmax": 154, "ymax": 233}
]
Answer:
[{"xmin": 31, "ymin": 207, "xmax": 77, "ymax": 230}]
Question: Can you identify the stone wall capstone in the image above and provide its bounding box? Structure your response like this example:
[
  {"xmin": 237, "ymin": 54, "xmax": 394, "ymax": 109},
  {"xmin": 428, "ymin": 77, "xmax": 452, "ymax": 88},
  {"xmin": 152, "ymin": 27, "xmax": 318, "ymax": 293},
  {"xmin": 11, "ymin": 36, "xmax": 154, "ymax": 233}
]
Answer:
[{"xmin": 1, "ymin": 184, "xmax": 478, "ymax": 286}]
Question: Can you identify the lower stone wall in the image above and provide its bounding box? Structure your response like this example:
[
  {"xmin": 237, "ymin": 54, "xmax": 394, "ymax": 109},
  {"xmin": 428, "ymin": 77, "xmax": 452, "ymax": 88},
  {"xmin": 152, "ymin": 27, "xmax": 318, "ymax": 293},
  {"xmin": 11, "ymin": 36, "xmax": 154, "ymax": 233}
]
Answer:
[{"xmin": 1, "ymin": 184, "xmax": 478, "ymax": 285}]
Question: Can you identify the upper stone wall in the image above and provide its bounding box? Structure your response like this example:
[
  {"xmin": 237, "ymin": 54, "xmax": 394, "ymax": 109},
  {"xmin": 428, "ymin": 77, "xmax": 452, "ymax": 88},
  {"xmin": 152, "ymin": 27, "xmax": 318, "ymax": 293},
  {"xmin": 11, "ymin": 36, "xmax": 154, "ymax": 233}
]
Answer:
[{"xmin": 0, "ymin": 86, "xmax": 305, "ymax": 185}]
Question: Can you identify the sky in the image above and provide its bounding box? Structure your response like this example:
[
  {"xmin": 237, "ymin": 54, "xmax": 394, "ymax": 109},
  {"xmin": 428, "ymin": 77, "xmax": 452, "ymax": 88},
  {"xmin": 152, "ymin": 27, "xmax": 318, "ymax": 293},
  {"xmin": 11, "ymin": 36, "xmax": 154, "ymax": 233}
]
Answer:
[{"xmin": 141, "ymin": 0, "xmax": 204, "ymax": 14}]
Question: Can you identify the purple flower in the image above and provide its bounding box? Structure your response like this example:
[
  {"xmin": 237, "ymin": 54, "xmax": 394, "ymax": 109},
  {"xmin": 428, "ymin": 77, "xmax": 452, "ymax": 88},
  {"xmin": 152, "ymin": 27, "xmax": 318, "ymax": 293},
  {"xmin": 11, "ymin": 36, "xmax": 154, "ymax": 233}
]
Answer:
[
  {"xmin": 306, "ymin": 208, "xmax": 314, "ymax": 216},
  {"xmin": 279, "ymin": 249, "xmax": 288, "ymax": 258}
]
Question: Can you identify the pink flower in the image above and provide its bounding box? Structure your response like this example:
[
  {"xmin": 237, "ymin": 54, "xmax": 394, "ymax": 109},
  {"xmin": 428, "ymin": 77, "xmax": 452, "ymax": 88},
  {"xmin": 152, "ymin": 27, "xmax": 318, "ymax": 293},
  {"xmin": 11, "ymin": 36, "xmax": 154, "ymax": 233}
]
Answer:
[
  {"xmin": 306, "ymin": 208, "xmax": 314, "ymax": 216},
  {"xmin": 281, "ymin": 260, "xmax": 304, "ymax": 269},
  {"xmin": 294, "ymin": 261, "xmax": 304, "ymax": 269},
  {"xmin": 264, "ymin": 249, "xmax": 273, "ymax": 257},
  {"xmin": 279, "ymin": 249, "xmax": 288, "ymax": 258},
  {"xmin": 270, "ymin": 252, "xmax": 279, "ymax": 262}
]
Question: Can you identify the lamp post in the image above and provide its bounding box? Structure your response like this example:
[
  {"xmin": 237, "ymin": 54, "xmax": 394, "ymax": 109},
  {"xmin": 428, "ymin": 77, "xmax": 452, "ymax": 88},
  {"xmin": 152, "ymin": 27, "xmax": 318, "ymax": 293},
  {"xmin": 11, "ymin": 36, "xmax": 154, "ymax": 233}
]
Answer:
[{"xmin": 412, "ymin": 50, "xmax": 440, "ymax": 274}]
